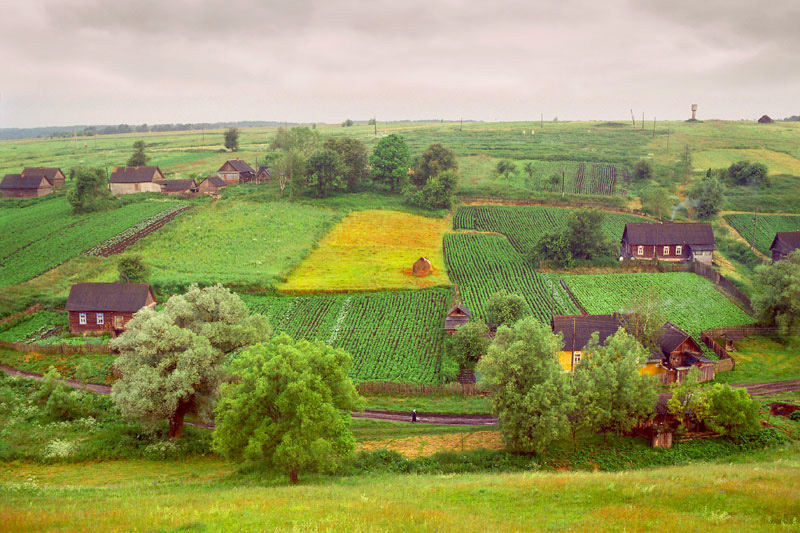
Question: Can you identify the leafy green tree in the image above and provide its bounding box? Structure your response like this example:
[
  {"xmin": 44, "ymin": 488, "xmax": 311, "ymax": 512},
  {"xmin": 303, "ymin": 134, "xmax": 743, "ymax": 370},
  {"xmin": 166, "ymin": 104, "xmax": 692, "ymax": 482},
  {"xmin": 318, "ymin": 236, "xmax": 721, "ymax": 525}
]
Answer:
[
  {"xmin": 323, "ymin": 137, "xmax": 368, "ymax": 192},
  {"xmin": 413, "ymin": 143, "xmax": 457, "ymax": 186},
  {"xmin": 496, "ymin": 160, "xmax": 516, "ymax": 180},
  {"xmin": 127, "ymin": 140, "xmax": 149, "ymax": 166},
  {"xmin": 633, "ymin": 159, "xmax": 654, "ymax": 181},
  {"xmin": 485, "ymin": 291, "xmax": 528, "ymax": 327},
  {"xmin": 523, "ymin": 162, "xmax": 535, "ymax": 181},
  {"xmin": 305, "ymin": 148, "xmax": 344, "ymax": 198},
  {"xmin": 370, "ymin": 134, "xmax": 410, "ymax": 193},
  {"xmin": 367, "ymin": 118, "xmax": 376, "ymax": 126},
  {"xmin": 687, "ymin": 173, "xmax": 724, "ymax": 218},
  {"xmin": 67, "ymin": 167, "xmax": 112, "ymax": 214},
  {"xmin": 406, "ymin": 169, "xmax": 459, "ymax": 209},
  {"xmin": 666, "ymin": 367, "xmax": 710, "ymax": 431},
  {"xmin": 534, "ymin": 209, "xmax": 613, "ymax": 266},
  {"xmin": 341, "ymin": 119, "xmax": 354, "ymax": 127},
  {"xmin": 224, "ymin": 127, "xmax": 240, "ymax": 151},
  {"xmin": 111, "ymin": 284, "xmax": 271, "ymax": 439},
  {"xmin": 270, "ymin": 126, "xmax": 321, "ymax": 154},
  {"xmin": 213, "ymin": 334, "xmax": 364, "ymax": 484},
  {"xmin": 118, "ymin": 255, "xmax": 150, "ymax": 283},
  {"xmin": 640, "ymin": 186, "xmax": 677, "ymax": 220},
  {"xmin": 728, "ymin": 160, "xmax": 769, "ymax": 186},
  {"xmin": 705, "ymin": 384, "xmax": 760, "ymax": 438},
  {"xmin": 533, "ymin": 229, "xmax": 573, "ymax": 267},
  {"xmin": 273, "ymin": 149, "xmax": 306, "ymax": 198},
  {"xmin": 752, "ymin": 250, "xmax": 800, "ymax": 335},
  {"xmin": 477, "ymin": 317, "xmax": 574, "ymax": 452},
  {"xmin": 447, "ymin": 321, "xmax": 490, "ymax": 370}
]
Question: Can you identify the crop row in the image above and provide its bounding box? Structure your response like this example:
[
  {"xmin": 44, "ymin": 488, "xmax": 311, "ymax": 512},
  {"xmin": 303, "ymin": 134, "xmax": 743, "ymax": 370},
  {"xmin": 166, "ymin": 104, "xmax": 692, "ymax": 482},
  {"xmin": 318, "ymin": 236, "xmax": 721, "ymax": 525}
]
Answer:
[
  {"xmin": 84, "ymin": 204, "xmax": 190, "ymax": 256},
  {"xmin": 724, "ymin": 213, "xmax": 800, "ymax": 255},
  {"xmin": 240, "ymin": 289, "xmax": 450, "ymax": 384},
  {"xmin": 535, "ymin": 163, "xmax": 630, "ymax": 197},
  {"xmin": 452, "ymin": 205, "xmax": 646, "ymax": 253},
  {"xmin": 443, "ymin": 232, "xmax": 579, "ymax": 322}
]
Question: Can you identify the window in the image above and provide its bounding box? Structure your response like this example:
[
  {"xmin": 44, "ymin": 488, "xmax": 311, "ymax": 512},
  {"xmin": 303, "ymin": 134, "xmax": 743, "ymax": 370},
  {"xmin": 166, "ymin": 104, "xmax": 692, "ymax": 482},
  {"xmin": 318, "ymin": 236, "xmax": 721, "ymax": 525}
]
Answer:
[
  {"xmin": 79, "ymin": 313, "xmax": 87, "ymax": 325},
  {"xmin": 573, "ymin": 352, "xmax": 582, "ymax": 366},
  {"xmin": 637, "ymin": 245, "xmax": 644, "ymax": 255},
  {"xmin": 96, "ymin": 313, "xmax": 104, "ymax": 325},
  {"xmin": 663, "ymin": 246, "xmax": 670, "ymax": 255},
  {"xmin": 676, "ymin": 245, "xmax": 682, "ymax": 255}
]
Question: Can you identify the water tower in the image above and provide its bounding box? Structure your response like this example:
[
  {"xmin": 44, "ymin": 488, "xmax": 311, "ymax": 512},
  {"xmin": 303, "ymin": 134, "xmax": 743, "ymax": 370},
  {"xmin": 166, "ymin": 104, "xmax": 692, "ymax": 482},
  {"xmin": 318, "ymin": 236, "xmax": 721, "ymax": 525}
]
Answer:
[{"xmin": 691, "ymin": 104, "xmax": 697, "ymax": 120}]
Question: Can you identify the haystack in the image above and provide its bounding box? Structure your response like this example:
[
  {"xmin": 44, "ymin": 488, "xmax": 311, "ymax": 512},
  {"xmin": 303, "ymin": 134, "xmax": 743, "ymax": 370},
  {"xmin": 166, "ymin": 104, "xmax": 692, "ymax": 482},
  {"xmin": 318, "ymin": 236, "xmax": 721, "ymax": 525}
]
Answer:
[{"xmin": 412, "ymin": 257, "xmax": 432, "ymax": 277}]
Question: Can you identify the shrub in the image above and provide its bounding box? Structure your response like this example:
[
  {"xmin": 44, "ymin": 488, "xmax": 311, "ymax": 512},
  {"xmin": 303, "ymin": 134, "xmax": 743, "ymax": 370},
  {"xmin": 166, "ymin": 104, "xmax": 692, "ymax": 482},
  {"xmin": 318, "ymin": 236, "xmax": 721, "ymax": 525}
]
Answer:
[
  {"xmin": 789, "ymin": 410, "xmax": 800, "ymax": 421},
  {"xmin": 633, "ymin": 159, "xmax": 653, "ymax": 181}
]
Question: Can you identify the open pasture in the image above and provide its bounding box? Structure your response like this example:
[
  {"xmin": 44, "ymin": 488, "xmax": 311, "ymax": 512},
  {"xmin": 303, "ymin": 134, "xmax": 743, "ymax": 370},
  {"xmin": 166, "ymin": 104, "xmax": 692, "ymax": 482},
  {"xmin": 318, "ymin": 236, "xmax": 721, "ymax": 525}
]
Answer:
[
  {"xmin": 694, "ymin": 148, "xmax": 800, "ymax": 177},
  {"xmin": 241, "ymin": 289, "xmax": 449, "ymax": 383},
  {"xmin": 724, "ymin": 213, "xmax": 800, "ymax": 255},
  {"xmin": 280, "ymin": 210, "xmax": 450, "ymax": 292}
]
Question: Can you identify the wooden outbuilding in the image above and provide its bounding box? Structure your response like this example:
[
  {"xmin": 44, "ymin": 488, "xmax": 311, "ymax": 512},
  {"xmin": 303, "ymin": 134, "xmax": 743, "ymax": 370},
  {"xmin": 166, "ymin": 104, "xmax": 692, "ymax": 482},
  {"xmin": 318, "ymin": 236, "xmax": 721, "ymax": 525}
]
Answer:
[
  {"xmin": 758, "ymin": 115, "xmax": 774, "ymax": 124},
  {"xmin": 160, "ymin": 179, "xmax": 197, "ymax": 196},
  {"xmin": 620, "ymin": 222, "xmax": 716, "ymax": 264},
  {"xmin": 646, "ymin": 322, "xmax": 715, "ymax": 383},
  {"xmin": 197, "ymin": 176, "xmax": 228, "ymax": 194},
  {"xmin": 109, "ymin": 166, "xmax": 165, "ymax": 195},
  {"xmin": 551, "ymin": 314, "xmax": 627, "ymax": 371},
  {"xmin": 65, "ymin": 282, "xmax": 156, "ymax": 335},
  {"xmin": 412, "ymin": 257, "xmax": 432, "ymax": 277},
  {"xmin": 256, "ymin": 166, "xmax": 272, "ymax": 181},
  {"xmin": 445, "ymin": 304, "xmax": 471, "ymax": 334},
  {"xmin": 217, "ymin": 160, "xmax": 255, "ymax": 183},
  {"xmin": 0, "ymin": 174, "xmax": 53, "ymax": 198},
  {"xmin": 22, "ymin": 167, "xmax": 66, "ymax": 188},
  {"xmin": 770, "ymin": 231, "xmax": 800, "ymax": 261}
]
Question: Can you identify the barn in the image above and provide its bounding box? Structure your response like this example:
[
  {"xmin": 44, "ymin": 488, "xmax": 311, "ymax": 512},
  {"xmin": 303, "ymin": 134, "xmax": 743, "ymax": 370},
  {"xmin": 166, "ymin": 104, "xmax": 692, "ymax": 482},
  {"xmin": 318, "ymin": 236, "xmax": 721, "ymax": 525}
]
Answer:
[
  {"xmin": 217, "ymin": 160, "xmax": 255, "ymax": 183},
  {"xmin": 758, "ymin": 115, "xmax": 774, "ymax": 124},
  {"xmin": 22, "ymin": 167, "xmax": 66, "ymax": 188},
  {"xmin": 256, "ymin": 166, "xmax": 272, "ymax": 181},
  {"xmin": 645, "ymin": 322, "xmax": 715, "ymax": 383},
  {"xmin": 620, "ymin": 222, "xmax": 716, "ymax": 264},
  {"xmin": 197, "ymin": 176, "xmax": 228, "ymax": 194},
  {"xmin": 65, "ymin": 282, "xmax": 156, "ymax": 335},
  {"xmin": 769, "ymin": 231, "xmax": 800, "ymax": 261},
  {"xmin": 160, "ymin": 179, "xmax": 197, "ymax": 196},
  {"xmin": 109, "ymin": 166, "xmax": 165, "ymax": 195},
  {"xmin": 0, "ymin": 174, "xmax": 53, "ymax": 198},
  {"xmin": 444, "ymin": 304, "xmax": 471, "ymax": 334}
]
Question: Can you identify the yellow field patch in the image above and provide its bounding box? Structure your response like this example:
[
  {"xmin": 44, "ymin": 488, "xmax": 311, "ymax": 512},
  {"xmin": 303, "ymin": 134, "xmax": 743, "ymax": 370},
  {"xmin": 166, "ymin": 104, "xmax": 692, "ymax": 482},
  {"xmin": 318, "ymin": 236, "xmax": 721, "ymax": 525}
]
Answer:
[
  {"xmin": 693, "ymin": 148, "xmax": 800, "ymax": 176},
  {"xmin": 358, "ymin": 430, "xmax": 504, "ymax": 458},
  {"xmin": 280, "ymin": 210, "xmax": 451, "ymax": 292}
]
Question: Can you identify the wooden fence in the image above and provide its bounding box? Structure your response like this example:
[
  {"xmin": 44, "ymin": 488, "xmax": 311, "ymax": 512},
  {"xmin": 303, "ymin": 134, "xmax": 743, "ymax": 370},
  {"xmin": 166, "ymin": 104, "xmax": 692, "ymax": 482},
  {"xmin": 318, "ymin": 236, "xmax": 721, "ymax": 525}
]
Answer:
[
  {"xmin": 356, "ymin": 381, "xmax": 483, "ymax": 396},
  {"xmin": 700, "ymin": 324, "xmax": 778, "ymax": 373},
  {"xmin": 0, "ymin": 340, "xmax": 111, "ymax": 355},
  {"xmin": 687, "ymin": 262, "xmax": 754, "ymax": 314}
]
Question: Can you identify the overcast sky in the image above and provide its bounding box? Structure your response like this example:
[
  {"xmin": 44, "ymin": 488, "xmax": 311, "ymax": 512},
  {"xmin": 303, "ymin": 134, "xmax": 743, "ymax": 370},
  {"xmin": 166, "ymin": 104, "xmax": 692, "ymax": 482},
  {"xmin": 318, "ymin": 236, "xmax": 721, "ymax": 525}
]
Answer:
[{"xmin": 1, "ymin": 0, "xmax": 798, "ymax": 128}]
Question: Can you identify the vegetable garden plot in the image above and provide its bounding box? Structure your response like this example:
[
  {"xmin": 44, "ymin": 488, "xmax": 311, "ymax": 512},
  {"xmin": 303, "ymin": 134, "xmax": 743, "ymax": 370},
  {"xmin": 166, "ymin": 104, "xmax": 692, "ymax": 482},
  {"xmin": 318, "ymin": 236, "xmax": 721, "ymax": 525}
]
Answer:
[
  {"xmin": 452, "ymin": 205, "xmax": 647, "ymax": 253},
  {"xmin": 443, "ymin": 232, "xmax": 579, "ymax": 322},
  {"xmin": 557, "ymin": 272, "xmax": 754, "ymax": 339},
  {"xmin": 241, "ymin": 289, "xmax": 449, "ymax": 384},
  {"xmin": 724, "ymin": 213, "xmax": 800, "ymax": 255}
]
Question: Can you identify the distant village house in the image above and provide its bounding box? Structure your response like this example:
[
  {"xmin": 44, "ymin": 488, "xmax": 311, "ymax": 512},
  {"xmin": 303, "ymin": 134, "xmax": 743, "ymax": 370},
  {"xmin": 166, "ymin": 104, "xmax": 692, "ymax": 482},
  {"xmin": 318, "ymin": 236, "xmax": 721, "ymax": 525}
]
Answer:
[
  {"xmin": 109, "ymin": 166, "xmax": 165, "ymax": 195},
  {"xmin": 160, "ymin": 179, "xmax": 197, "ymax": 196},
  {"xmin": 66, "ymin": 282, "xmax": 156, "ymax": 336},
  {"xmin": 22, "ymin": 167, "xmax": 66, "ymax": 188},
  {"xmin": 197, "ymin": 176, "xmax": 228, "ymax": 195},
  {"xmin": 0, "ymin": 174, "xmax": 53, "ymax": 198},
  {"xmin": 217, "ymin": 160, "xmax": 255, "ymax": 183},
  {"xmin": 758, "ymin": 115, "xmax": 774, "ymax": 124},
  {"xmin": 620, "ymin": 222, "xmax": 716, "ymax": 264},
  {"xmin": 444, "ymin": 304, "xmax": 471, "ymax": 334},
  {"xmin": 256, "ymin": 166, "xmax": 272, "ymax": 181},
  {"xmin": 770, "ymin": 231, "xmax": 800, "ymax": 261}
]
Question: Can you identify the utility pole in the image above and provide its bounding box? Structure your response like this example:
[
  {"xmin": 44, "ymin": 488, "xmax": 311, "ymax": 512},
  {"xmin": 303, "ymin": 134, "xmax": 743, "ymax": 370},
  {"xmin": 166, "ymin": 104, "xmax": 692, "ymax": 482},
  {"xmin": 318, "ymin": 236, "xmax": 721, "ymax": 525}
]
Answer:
[
  {"xmin": 540, "ymin": 113, "xmax": 543, "ymax": 129},
  {"xmin": 630, "ymin": 109, "xmax": 636, "ymax": 127},
  {"xmin": 652, "ymin": 117, "xmax": 656, "ymax": 138},
  {"xmin": 374, "ymin": 117, "xmax": 377, "ymax": 136},
  {"xmin": 561, "ymin": 168, "xmax": 565, "ymax": 197},
  {"xmin": 642, "ymin": 112, "xmax": 645, "ymax": 129},
  {"xmin": 684, "ymin": 144, "xmax": 690, "ymax": 180},
  {"xmin": 460, "ymin": 117, "xmax": 463, "ymax": 132},
  {"xmin": 666, "ymin": 127, "xmax": 670, "ymax": 150},
  {"xmin": 752, "ymin": 209, "xmax": 758, "ymax": 252}
]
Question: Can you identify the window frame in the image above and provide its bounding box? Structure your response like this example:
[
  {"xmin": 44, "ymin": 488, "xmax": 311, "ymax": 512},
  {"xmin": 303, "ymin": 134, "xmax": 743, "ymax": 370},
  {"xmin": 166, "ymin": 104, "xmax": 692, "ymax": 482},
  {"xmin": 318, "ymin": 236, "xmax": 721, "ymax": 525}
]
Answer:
[
  {"xmin": 637, "ymin": 245, "xmax": 644, "ymax": 256},
  {"xmin": 96, "ymin": 312, "xmax": 104, "ymax": 325},
  {"xmin": 676, "ymin": 245, "xmax": 682, "ymax": 255},
  {"xmin": 79, "ymin": 313, "xmax": 87, "ymax": 325},
  {"xmin": 663, "ymin": 245, "xmax": 670, "ymax": 256},
  {"xmin": 573, "ymin": 351, "xmax": 582, "ymax": 366}
]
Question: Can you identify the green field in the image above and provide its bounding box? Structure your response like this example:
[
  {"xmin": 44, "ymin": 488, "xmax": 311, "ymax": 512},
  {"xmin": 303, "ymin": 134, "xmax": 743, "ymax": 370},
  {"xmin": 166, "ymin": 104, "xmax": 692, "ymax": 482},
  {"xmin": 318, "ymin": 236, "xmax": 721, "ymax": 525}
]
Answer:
[
  {"xmin": 558, "ymin": 272, "xmax": 754, "ymax": 338},
  {"xmin": 241, "ymin": 289, "xmax": 449, "ymax": 383},
  {"xmin": 724, "ymin": 213, "xmax": 800, "ymax": 255},
  {"xmin": 443, "ymin": 232, "xmax": 579, "ymax": 322},
  {"xmin": 453, "ymin": 205, "xmax": 647, "ymax": 253}
]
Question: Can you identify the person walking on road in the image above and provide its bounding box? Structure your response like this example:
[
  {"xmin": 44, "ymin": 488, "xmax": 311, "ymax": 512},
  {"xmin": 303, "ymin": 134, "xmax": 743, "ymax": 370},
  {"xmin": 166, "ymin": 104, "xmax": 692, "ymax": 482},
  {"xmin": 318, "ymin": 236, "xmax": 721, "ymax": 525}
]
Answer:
[{"xmin": 412, "ymin": 409, "xmax": 417, "ymax": 423}]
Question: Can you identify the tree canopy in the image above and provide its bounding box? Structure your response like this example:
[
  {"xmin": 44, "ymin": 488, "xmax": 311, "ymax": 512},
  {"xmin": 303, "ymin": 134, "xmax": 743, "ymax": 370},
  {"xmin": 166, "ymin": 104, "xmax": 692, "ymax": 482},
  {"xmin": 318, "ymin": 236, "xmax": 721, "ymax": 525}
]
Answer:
[
  {"xmin": 117, "ymin": 255, "xmax": 149, "ymax": 283},
  {"xmin": 370, "ymin": 134, "xmax": 410, "ymax": 193},
  {"xmin": 67, "ymin": 167, "xmax": 112, "ymax": 214},
  {"xmin": 728, "ymin": 160, "xmax": 769, "ymax": 186},
  {"xmin": 323, "ymin": 137, "xmax": 368, "ymax": 192},
  {"xmin": 305, "ymin": 148, "xmax": 344, "ymax": 198},
  {"xmin": 485, "ymin": 290, "xmax": 528, "ymax": 327},
  {"xmin": 224, "ymin": 128, "xmax": 240, "ymax": 151},
  {"xmin": 270, "ymin": 126, "xmax": 321, "ymax": 154},
  {"xmin": 413, "ymin": 143, "xmax": 457, "ymax": 186},
  {"xmin": 534, "ymin": 209, "xmax": 614, "ymax": 266},
  {"xmin": 127, "ymin": 140, "xmax": 149, "ymax": 166},
  {"xmin": 752, "ymin": 250, "xmax": 800, "ymax": 335},
  {"xmin": 687, "ymin": 173, "xmax": 724, "ymax": 218},
  {"xmin": 496, "ymin": 160, "xmax": 516, "ymax": 180},
  {"xmin": 633, "ymin": 159, "xmax": 653, "ymax": 181},
  {"xmin": 447, "ymin": 321, "xmax": 490, "ymax": 371}
]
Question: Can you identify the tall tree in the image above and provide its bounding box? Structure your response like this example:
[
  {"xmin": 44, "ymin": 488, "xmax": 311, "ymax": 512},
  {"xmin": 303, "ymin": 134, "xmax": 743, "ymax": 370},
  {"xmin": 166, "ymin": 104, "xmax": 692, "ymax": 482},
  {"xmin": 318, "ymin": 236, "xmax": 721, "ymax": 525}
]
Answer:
[
  {"xmin": 523, "ymin": 161, "xmax": 535, "ymax": 182},
  {"xmin": 485, "ymin": 291, "xmax": 528, "ymax": 327},
  {"xmin": 752, "ymin": 250, "xmax": 800, "ymax": 335},
  {"xmin": 111, "ymin": 284, "xmax": 271, "ymax": 439},
  {"xmin": 305, "ymin": 148, "xmax": 344, "ymax": 198},
  {"xmin": 67, "ymin": 167, "xmax": 111, "ymax": 214},
  {"xmin": 446, "ymin": 321, "xmax": 490, "ymax": 371},
  {"xmin": 224, "ymin": 127, "xmax": 240, "ymax": 151},
  {"xmin": 117, "ymin": 255, "xmax": 149, "ymax": 283},
  {"xmin": 323, "ymin": 137, "xmax": 368, "ymax": 192},
  {"xmin": 687, "ymin": 173, "xmax": 724, "ymax": 218},
  {"xmin": 370, "ymin": 134, "xmax": 410, "ymax": 193},
  {"xmin": 127, "ymin": 141, "xmax": 149, "ymax": 166},
  {"xmin": 270, "ymin": 126, "xmax": 321, "ymax": 154},
  {"xmin": 213, "ymin": 334, "xmax": 364, "ymax": 484},
  {"xmin": 566, "ymin": 209, "xmax": 613, "ymax": 260},
  {"xmin": 496, "ymin": 160, "xmax": 516, "ymax": 180},
  {"xmin": 413, "ymin": 143, "xmax": 457, "ymax": 186},
  {"xmin": 477, "ymin": 317, "xmax": 574, "ymax": 452},
  {"xmin": 640, "ymin": 186, "xmax": 676, "ymax": 220},
  {"xmin": 273, "ymin": 149, "xmax": 306, "ymax": 198}
]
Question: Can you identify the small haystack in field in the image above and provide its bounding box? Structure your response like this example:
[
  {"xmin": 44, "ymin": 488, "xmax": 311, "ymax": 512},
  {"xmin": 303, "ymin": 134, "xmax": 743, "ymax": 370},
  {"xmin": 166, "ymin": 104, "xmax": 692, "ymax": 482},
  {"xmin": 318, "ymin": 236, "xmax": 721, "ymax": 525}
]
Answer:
[{"xmin": 412, "ymin": 257, "xmax": 432, "ymax": 277}]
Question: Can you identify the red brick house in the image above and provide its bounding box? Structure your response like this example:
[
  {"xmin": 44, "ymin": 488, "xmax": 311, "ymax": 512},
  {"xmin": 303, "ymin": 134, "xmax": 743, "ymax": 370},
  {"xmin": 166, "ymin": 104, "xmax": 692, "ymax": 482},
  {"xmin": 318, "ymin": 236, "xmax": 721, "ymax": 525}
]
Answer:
[
  {"xmin": 0, "ymin": 174, "xmax": 53, "ymax": 198},
  {"xmin": 66, "ymin": 283, "xmax": 156, "ymax": 335},
  {"xmin": 217, "ymin": 160, "xmax": 255, "ymax": 183},
  {"xmin": 620, "ymin": 222, "xmax": 716, "ymax": 264},
  {"xmin": 770, "ymin": 232, "xmax": 800, "ymax": 262},
  {"xmin": 22, "ymin": 167, "xmax": 66, "ymax": 188}
]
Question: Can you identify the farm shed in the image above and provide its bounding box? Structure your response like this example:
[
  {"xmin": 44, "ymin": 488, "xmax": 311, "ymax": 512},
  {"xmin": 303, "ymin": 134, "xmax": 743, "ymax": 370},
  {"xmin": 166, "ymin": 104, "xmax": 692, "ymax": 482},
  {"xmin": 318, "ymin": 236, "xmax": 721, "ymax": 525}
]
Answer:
[
  {"xmin": 109, "ymin": 166, "xmax": 165, "ymax": 195},
  {"xmin": 197, "ymin": 176, "xmax": 227, "ymax": 194},
  {"xmin": 444, "ymin": 303, "xmax": 471, "ymax": 333},
  {"xmin": 66, "ymin": 282, "xmax": 156, "ymax": 335},
  {"xmin": 644, "ymin": 322, "xmax": 715, "ymax": 383},
  {"xmin": 217, "ymin": 160, "xmax": 255, "ymax": 183},
  {"xmin": 412, "ymin": 257, "xmax": 432, "ymax": 277},
  {"xmin": 620, "ymin": 222, "xmax": 716, "ymax": 264},
  {"xmin": 22, "ymin": 167, "xmax": 66, "ymax": 188},
  {"xmin": 758, "ymin": 115, "xmax": 774, "ymax": 124},
  {"xmin": 0, "ymin": 174, "xmax": 53, "ymax": 198},
  {"xmin": 551, "ymin": 314, "xmax": 627, "ymax": 371},
  {"xmin": 256, "ymin": 166, "xmax": 272, "ymax": 181},
  {"xmin": 160, "ymin": 179, "xmax": 197, "ymax": 195},
  {"xmin": 769, "ymin": 231, "xmax": 800, "ymax": 261}
]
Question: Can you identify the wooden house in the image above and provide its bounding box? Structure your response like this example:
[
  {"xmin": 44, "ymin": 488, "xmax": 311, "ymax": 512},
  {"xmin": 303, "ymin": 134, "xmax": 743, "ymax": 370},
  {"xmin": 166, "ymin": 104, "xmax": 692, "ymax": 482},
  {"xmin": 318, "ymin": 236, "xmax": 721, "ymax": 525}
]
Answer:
[
  {"xmin": 197, "ymin": 176, "xmax": 227, "ymax": 195},
  {"xmin": 770, "ymin": 231, "xmax": 800, "ymax": 261},
  {"xmin": 160, "ymin": 179, "xmax": 197, "ymax": 196},
  {"xmin": 620, "ymin": 222, "xmax": 716, "ymax": 264},
  {"xmin": 22, "ymin": 167, "xmax": 66, "ymax": 188},
  {"xmin": 109, "ymin": 166, "xmax": 165, "ymax": 195},
  {"xmin": 65, "ymin": 282, "xmax": 156, "ymax": 335},
  {"xmin": 0, "ymin": 174, "xmax": 53, "ymax": 198},
  {"xmin": 256, "ymin": 166, "xmax": 272, "ymax": 181},
  {"xmin": 644, "ymin": 322, "xmax": 715, "ymax": 383},
  {"xmin": 445, "ymin": 304, "xmax": 471, "ymax": 334},
  {"xmin": 758, "ymin": 115, "xmax": 774, "ymax": 124},
  {"xmin": 412, "ymin": 257, "xmax": 432, "ymax": 277},
  {"xmin": 551, "ymin": 314, "xmax": 626, "ymax": 371},
  {"xmin": 217, "ymin": 160, "xmax": 255, "ymax": 183}
]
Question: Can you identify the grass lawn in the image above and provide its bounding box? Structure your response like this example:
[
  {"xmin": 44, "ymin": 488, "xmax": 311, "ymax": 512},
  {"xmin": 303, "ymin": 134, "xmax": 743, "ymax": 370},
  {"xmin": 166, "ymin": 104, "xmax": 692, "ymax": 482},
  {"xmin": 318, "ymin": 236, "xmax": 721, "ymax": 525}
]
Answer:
[
  {"xmin": 0, "ymin": 349, "xmax": 115, "ymax": 384},
  {"xmin": 715, "ymin": 335, "xmax": 800, "ymax": 384},
  {"xmin": 693, "ymin": 148, "xmax": 800, "ymax": 176},
  {"xmin": 280, "ymin": 210, "xmax": 451, "ymax": 292},
  {"xmin": 363, "ymin": 394, "xmax": 492, "ymax": 415}
]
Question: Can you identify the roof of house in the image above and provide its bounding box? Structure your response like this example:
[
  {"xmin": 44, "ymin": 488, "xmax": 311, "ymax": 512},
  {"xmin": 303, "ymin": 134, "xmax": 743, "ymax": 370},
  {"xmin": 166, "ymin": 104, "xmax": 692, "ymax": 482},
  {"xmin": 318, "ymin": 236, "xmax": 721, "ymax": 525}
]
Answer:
[
  {"xmin": 551, "ymin": 314, "xmax": 626, "ymax": 352},
  {"xmin": 0, "ymin": 174, "xmax": 50, "ymax": 189},
  {"xmin": 66, "ymin": 283, "xmax": 154, "ymax": 313},
  {"xmin": 21, "ymin": 167, "xmax": 63, "ymax": 182},
  {"xmin": 771, "ymin": 231, "xmax": 800, "ymax": 253},
  {"xmin": 200, "ymin": 176, "xmax": 227, "ymax": 188},
  {"xmin": 653, "ymin": 322, "xmax": 711, "ymax": 364},
  {"xmin": 257, "ymin": 166, "xmax": 271, "ymax": 176},
  {"xmin": 109, "ymin": 166, "xmax": 163, "ymax": 183},
  {"xmin": 758, "ymin": 115, "xmax": 773, "ymax": 123},
  {"xmin": 622, "ymin": 222, "xmax": 716, "ymax": 248},
  {"xmin": 447, "ymin": 304, "xmax": 471, "ymax": 317},
  {"xmin": 444, "ymin": 304, "xmax": 471, "ymax": 330},
  {"xmin": 220, "ymin": 159, "xmax": 254, "ymax": 173},
  {"xmin": 161, "ymin": 179, "xmax": 196, "ymax": 192}
]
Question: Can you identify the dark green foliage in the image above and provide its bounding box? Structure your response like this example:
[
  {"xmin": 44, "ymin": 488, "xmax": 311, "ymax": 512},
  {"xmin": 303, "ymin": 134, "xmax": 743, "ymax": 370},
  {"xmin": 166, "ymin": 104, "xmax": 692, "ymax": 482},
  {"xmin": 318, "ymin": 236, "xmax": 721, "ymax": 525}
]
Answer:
[
  {"xmin": 127, "ymin": 141, "xmax": 148, "ymax": 166},
  {"xmin": 789, "ymin": 410, "xmax": 800, "ymax": 421},
  {"xmin": 640, "ymin": 186, "xmax": 676, "ymax": 220},
  {"xmin": 687, "ymin": 173, "xmax": 724, "ymax": 218},
  {"xmin": 370, "ymin": 134, "xmax": 410, "ymax": 193},
  {"xmin": 270, "ymin": 126, "xmax": 321, "ymax": 154},
  {"xmin": 341, "ymin": 119, "xmax": 354, "ymax": 127},
  {"xmin": 405, "ymin": 169, "xmax": 458, "ymax": 209},
  {"xmin": 632, "ymin": 159, "xmax": 653, "ymax": 181},
  {"xmin": 35, "ymin": 367, "xmax": 90, "ymax": 421},
  {"xmin": 224, "ymin": 128, "xmax": 240, "ymax": 151},
  {"xmin": 496, "ymin": 159, "xmax": 516, "ymax": 180},
  {"xmin": 67, "ymin": 167, "xmax": 112, "ymax": 214},
  {"xmin": 728, "ymin": 160, "xmax": 769, "ymax": 186},
  {"xmin": 485, "ymin": 291, "xmax": 528, "ymax": 327},
  {"xmin": 534, "ymin": 208, "xmax": 614, "ymax": 266},
  {"xmin": 752, "ymin": 251, "xmax": 800, "ymax": 334},
  {"xmin": 305, "ymin": 148, "xmax": 344, "ymax": 198},
  {"xmin": 413, "ymin": 143, "xmax": 457, "ymax": 186},
  {"xmin": 705, "ymin": 384, "xmax": 761, "ymax": 438},
  {"xmin": 323, "ymin": 136, "xmax": 368, "ymax": 192},
  {"xmin": 117, "ymin": 255, "xmax": 150, "ymax": 283},
  {"xmin": 446, "ymin": 321, "xmax": 490, "ymax": 370}
]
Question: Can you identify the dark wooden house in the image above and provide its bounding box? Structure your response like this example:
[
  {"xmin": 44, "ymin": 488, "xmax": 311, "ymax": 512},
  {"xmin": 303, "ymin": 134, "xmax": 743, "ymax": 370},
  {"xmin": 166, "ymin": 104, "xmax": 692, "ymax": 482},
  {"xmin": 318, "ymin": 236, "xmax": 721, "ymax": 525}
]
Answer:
[
  {"xmin": 217, "ymin": 160, "xmax": 255, "ymax": 183},
  {"xmin": 66, "ymin": 283, "xmax": 156, "ymax": 335},
  {"xmin": 551, "ymin": 314, "xmax": 627, "ymax": 371},
  {"xmin": 649, "ymin": 322, "xmax": 715, "ymax": 383},
  {"xmin": 620, "ymin": 222, "xmax": 716, "ymax": 264},
  {"xmin": 0, "ymin": 174, "xmax": 53, "ymax": 198},
  {"xmin": 196, "ymin": 176, "xmax": 228, "ymax": 194},
  {"xmin": 109, "ymin": 166, "xmax": 165, "ymax": 195},
  {"xmin": 758, "ymin": 115, "xmax": 774, "ymax": 124},
  {"xmin": 770, "ymin": 231, "xmax": 800, "ymax": 261},
  {"xmin": 256, "ymin": 166, "xmax": 272, "ymax": 181},
  {"xmin": 445, "ymin": 304, "xmax": 471, "ymax": 334},
  {"xmin": 160, "ymin": 179, "xmax": 197, "ymax": 195},
  {"xmin": 22, "ymin": 167, "xmax": 66, "ymax": 188}
]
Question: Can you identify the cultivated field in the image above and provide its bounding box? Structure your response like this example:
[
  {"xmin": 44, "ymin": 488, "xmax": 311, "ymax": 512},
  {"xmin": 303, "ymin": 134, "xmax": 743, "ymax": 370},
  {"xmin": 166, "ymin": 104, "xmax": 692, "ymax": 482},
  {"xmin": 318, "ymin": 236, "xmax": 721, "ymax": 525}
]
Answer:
[{"xmin": 724, "ymin": 213, "xmax": 800, "ymax": 255}]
